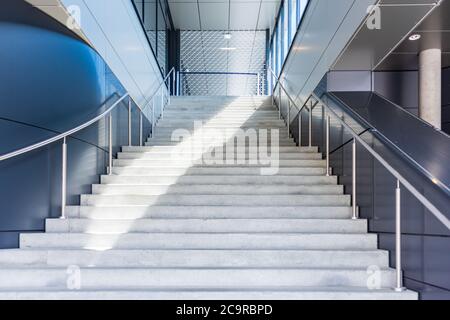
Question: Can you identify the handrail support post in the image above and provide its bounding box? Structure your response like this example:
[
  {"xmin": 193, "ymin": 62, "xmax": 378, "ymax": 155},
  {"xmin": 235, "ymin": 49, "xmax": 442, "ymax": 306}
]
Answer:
[
  {"xmin": 309, "ymin": 101, "xmax": 312, "ymax": 147},
  {"xmin": 326, "ymin": 114, "xmax": 330, "ymax": 176},
  {"xmin": 352, "ymin": 138, "xmax": 358, "ymax": 219},
  {"xmin": 151, "ymin": 98, "xmax": 155, "ymax": 138},
  {"xmin": 128, "ymin": 97, "xmax": 132, "ymax": 146},
  {"xmin": 139, "ymin": 111, "xmax": 143, "ymax": 146},
  {"xmin": 257, "ymin": 73, "xmax": 260, "ymax": 96},
  {"xmin": 395, "ymin": 179, "xmax": 406, "ymax": 292},
  {"xmin": 278, "ymin": 85, "xmax": 281, "ymax": 119},
  {"xmin": 60, "ymin": 137, "xmax": 67, "ymax": 219},
  {"xmin": 298, "ymin": 111, "xmax": 302, "ymax": 147},
  {"xmin": 287, "ymin": 100, "xmax": 290, "ymax": 137},
  {"xmin": 108, "ymin": 113, "xmax": 113, "ymax": 175},
  {"xmin": 161, "ymin": 87, "xmax": 164, "ymax": 120}
]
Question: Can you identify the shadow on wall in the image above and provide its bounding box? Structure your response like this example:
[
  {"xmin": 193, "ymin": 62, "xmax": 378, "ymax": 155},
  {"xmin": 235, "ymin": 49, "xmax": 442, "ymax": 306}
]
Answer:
[{"xmin": 0, "ymin": 0, "xmax": 128, "ymax": 248}]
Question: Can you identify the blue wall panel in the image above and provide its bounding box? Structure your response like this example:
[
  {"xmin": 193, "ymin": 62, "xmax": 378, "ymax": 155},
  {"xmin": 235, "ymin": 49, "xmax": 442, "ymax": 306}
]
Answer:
[{"xmin": 0, "ymin": 0, "xmax": 136, "ymax": 247}]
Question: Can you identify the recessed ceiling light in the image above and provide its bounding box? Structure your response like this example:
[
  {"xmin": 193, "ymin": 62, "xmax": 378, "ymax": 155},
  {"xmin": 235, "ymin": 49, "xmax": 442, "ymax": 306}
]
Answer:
[
  {"xmin": 409, "ymin": 34, "xmax": 421, "ymax": 41},
  {"xmin": 224, "ymin": 33, "xmax": 232, "ymax": 40}
]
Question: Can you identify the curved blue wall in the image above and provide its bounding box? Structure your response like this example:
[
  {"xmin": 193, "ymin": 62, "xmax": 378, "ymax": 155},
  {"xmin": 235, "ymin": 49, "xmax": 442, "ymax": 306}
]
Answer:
[{"xmin": 0, "ymin": 0, "xmax": 133, "ymax": 247}]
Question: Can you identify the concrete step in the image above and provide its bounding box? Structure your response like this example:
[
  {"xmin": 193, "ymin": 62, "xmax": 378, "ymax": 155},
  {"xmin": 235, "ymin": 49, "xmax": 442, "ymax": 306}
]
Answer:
[
  {"xmin": 66, "ymin": 206, "xmax": 353, "ymax": 220},
  {"xmin": 112, "ymin": 159, "xmax": 326, "ymax": 167},
  {"xmin": 80, "ymin": 194, "xmax": 351, "ymax": 206},
  {"xmin": 20, "ymin": 233, "xmax": 377, "ymax": 250},
  {"xmin": 0, "ymin": 288, "xmax": 418, "ymax": 300},
  {"xmin": 145, "ymin": 141, "xmax": 298, "ymax": 147},
  {"xmin": 116, "ymin": 152, "xmax": 322, "ymax": 160},
  {"xmin": 155, "ymin": 123, "xmax": 288, "ymax": 128},
  {"xmin": 147, "ymin": 135, "xmax": 294, "ymax": 141},
  {"xmin": 122, "ymin": 145, "xmax": 319, "ymax": 153},
  {"xmin": 0, "ymin": 268, "xmax": 397, "ymax": 289},
  {"xmin": 91, "ymin": 184, "xmax": 344, "ymax": 196},
  {"xmin": 0, "ymin": 249, "xmax": 387, "ymax": 268},
  {"xmin": 100, "ymin": 175, "xmax": 338, "ymax": 185},
  {"xmin": 160, "ymin": 113, "xmax": 281, "ymax": 119},
  {"xmin": 157, "ymin": 117, "xmax": 284, "ymax": 122},
  {"xmin": 165, "ymin": 105, "xmax": 276, "ymax": 110},
  {"xmin": 46, "ymin": 218, "xmax": 366, "ymax": 234},
  {"xmin": 151, "ymin": 132, "xmax": 292, "ymax": 139},
  {"xmin": 160, "ymin": 112, "xmax": 281, "ymax": 116},
  {"xmin": 110, "ymin": 166, "xmax": 328, "ymax": 175},
  {"xmin": 152, "ymin": 127, "xmax": 289, "ymax": 133}
]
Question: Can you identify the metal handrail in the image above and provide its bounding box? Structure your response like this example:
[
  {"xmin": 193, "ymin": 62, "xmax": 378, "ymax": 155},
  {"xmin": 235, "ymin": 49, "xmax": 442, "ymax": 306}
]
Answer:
[
  {"xmin": 312, "ymin": 91, "xmax": 450, "ymax": 292},
  {"xmin": 178, "ymin": 70, "xmax": 263, "ymax": 96},
  {"xmin": 0, "ymin": 69, "xmax": 176, "ymax": 218},
  {"xmin": 330, "ymin": 92, "xmax": 450, "ymax": 196},
  {"xmin": 268, "ymin": 68, "xmax": 306, "ymax": 113},
  {"xmin": 269, "ymin": 67, "xmax": 450, "ymax": 293},
  {"xmin": 141, "ymin": 67, "xmax": 175, "ymax": 112},
  {"xmin": 312, "ymin": 93, "xmax": 450, "ymax": 230},
  {"xmin": 0, "ymin": 94, "xmax": 130, "ymax": 162},
  {"xmin": 268, "ymin": 67, "xmax": 317, "ymax": 147},
  {"xmin": 180, "ymin": 71, "xmax": 259, "ymax": 76}
]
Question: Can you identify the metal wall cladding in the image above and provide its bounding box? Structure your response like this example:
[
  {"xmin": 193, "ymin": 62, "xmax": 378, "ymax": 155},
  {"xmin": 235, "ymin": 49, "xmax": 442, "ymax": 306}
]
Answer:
[
  {"xmin": 443, "ymin": 68, "xmax": 450, "ymax": 134},
  {"xmin": 180, "ymin": 30, "xmax": 266, "ymax": 96}
]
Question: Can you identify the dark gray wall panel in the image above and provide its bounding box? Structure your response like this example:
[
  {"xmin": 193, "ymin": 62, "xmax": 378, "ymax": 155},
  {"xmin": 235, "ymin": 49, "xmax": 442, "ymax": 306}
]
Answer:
[
  {"xmin": 373, "ymin": 71, "xmax": 419, "ymax": 114},
  {"xmin": 443, "ymin": 68, "xmax": 450, "ymax": 134},
  {"xmin": 316, "ymin": 88, "xmax": 450, "ymax": 299}
]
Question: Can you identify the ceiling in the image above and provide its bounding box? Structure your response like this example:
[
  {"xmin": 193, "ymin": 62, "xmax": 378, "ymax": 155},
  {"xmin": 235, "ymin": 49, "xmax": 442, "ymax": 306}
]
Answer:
[
  {"xmin": 167, "ymin": 0, "xmax": 280, "ymax": 30},
  {"xmin": 23, "ymin": 0, "xmax": 90, "ymax": 43},
  {"xmin": 331, "ymin": 0, "xmax": 446, "ymax": 71},
  {"xmin": 376, "ymin": 0, "xmax": 450, "ymax": 70}
]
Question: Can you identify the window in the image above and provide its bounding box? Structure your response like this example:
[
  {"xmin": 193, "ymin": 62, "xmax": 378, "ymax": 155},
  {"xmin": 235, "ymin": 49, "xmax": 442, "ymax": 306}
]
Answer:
[
  {"xmin": 268, "ymin": 0, "xmax": 309, "ymax": 77},
  {"xmin": 299, "ymin": 0, "xmax": 307, "ymax": 25},
  {"xmin": 132, "ymin": 0, "xmax": 171, "ymax": 75},
  {"xmin": 283, "ymin": 3, "xmax": 289, "ymax": 60},
  {"xmin": 290, "ymin": 0, "xmax": 297, "ymax": 43},
  {"xmin": 277, "ymin": 16, "xmax": 282, "ymax": 75}
]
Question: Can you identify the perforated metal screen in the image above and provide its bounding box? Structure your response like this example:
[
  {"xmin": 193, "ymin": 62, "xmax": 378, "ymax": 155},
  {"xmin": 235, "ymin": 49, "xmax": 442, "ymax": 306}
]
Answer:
[{"xmin": 180, "ymin": 30, "xmax": 267, "ymax": 96}]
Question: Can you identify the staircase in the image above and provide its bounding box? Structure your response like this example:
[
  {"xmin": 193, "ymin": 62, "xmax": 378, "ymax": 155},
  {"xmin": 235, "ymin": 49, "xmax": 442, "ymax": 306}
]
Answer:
[{"xmin": 0, "ymin": 96, "xmax": 417, "ymax": 299}]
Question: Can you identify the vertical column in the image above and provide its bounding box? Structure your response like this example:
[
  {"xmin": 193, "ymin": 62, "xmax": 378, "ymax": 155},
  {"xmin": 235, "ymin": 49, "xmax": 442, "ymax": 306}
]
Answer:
[{"xmin": 419, "ymin": 48, "xmax": 442, "ymax": 129}]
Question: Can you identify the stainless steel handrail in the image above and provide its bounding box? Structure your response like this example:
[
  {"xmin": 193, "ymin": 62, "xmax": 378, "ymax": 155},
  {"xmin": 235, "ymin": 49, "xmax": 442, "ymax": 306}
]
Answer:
[
  {"xmin": 312, "ymin": 93, "xmax": 450, "ymax": 230},
  {"xmin": 330, "ymin": 92, "xmax": 450, "ymax": 195},
  {"xmin": 178, "ymin": 70, "xmax": 263, "ymax": 96},
  {"xmin": 312, "ymin": 91, "xmax": 450, "ymax": 292},
  {"xmin": 268, "ymin": 67, "xmax": 318, "ymax": 150},
  {"xmin": 0, "ymin": 69, "xmax": 176, "ymax": 218},
  {"xmin": 269, "ymin": 67, "xmax": 450, "ymax": 293},
  {"xmin": 141, "ymin": 67, "xmax": 175, "ymax": 112},
  {"xmin": 0, "ymin": 94, "xmax": 130, "ymax": 162}
]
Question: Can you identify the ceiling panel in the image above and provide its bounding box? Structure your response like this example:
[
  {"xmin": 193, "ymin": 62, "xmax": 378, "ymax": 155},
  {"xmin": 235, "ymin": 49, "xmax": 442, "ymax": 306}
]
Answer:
[
  {"xmin": 169, "ymin": 2, "xmax": 200, "ymax": 29},
  {"xmin": 376, "ymin": 0, "xmax": 450, "ymax": 70},
  {"xmin": 230, "ymin": 2, "xmax": 260, "ymax": 29},
  {"xmin": 199, "ymin": 2, "xmax": 228, "ymax": 30},
  {"xmin": 258, "ymin": 1, "xmax": 279, "ymax": 30},
  {"xmin": 332, "ymin": 2, "xmax": 436, "ymax": 71},
  {"xmin": 169, "ymin": 0, "xmax": 280, "ymax": 30}
]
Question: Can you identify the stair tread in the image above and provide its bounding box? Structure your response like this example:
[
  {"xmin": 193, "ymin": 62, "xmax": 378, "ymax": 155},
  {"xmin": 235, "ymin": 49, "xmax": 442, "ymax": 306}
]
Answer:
[{"xmin": 4, "ymin": 95, "xmax": 416, "ymax": 299}]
